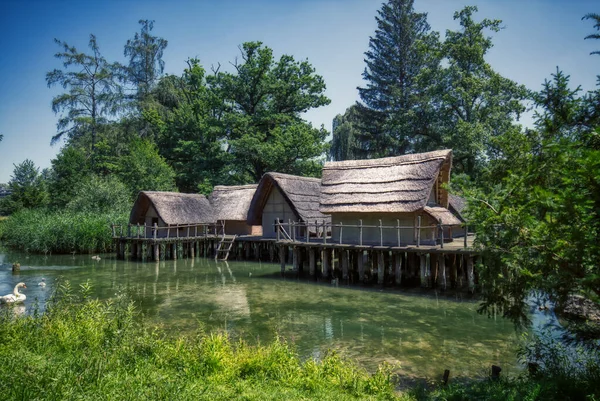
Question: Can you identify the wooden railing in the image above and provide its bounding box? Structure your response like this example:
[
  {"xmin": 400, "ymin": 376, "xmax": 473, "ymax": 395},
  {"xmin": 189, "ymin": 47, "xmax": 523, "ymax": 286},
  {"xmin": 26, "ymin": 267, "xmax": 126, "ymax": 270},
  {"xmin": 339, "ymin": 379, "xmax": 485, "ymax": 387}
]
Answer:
[
  {"xmin": 275, "ymin": 217, "xmax": 470, "ymax": 248},
  {"xmin": 111, "ymin": 221, "xmax": 225, "ymax": 240}
]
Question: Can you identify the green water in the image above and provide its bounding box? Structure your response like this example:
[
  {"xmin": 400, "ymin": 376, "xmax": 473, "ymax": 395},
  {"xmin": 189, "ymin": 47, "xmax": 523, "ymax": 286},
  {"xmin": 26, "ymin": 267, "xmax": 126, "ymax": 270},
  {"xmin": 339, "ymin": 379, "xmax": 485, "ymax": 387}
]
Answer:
[{"xmin": 0, "ymin": 249, "xmax": 522, "ymax": 378}]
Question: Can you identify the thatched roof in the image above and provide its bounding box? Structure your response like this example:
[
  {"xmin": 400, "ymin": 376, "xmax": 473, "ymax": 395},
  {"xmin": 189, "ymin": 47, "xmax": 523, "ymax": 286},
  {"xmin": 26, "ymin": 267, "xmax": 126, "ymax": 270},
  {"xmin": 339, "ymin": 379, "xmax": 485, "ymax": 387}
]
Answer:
[
  {"xmin": 209, "ymin": 185, "xmax": 257, "ymax": 222},
  {"xmin": 130, "ymin": 191, "xmax": 216, "ymax": 225},
  {"xmin": 320, "ymin": 150, "xmax": 453, "ymax": 214},
  {"xmin": 448, "ymin": 194, "xmax": 467, "ymax": 221},
  {"xmin": 247, "ymin": 172, "xmax": 331, "ymax": 225},
  {"xmin": 424, "ymin": 206, "xmax": 462, "ymax": 226}
]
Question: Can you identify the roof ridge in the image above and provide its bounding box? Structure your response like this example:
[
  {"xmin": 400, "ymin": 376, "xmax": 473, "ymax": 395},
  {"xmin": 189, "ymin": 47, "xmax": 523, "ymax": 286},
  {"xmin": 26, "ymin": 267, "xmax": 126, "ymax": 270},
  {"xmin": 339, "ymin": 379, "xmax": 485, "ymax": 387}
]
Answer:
[{"xmin": 323, "ymin": 150, "xmax": 452, "ymax": 170}]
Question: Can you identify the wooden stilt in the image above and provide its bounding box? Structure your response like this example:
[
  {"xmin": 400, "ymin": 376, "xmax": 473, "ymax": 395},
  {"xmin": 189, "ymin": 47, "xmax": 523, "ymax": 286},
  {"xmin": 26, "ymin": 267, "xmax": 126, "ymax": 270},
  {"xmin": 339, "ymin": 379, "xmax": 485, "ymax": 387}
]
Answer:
[
  {"xmin": 377, "ymin": 251, "xmax": 385, "ymax": 285},
  {"xmin": 323, "ymin": 249, "xmax": 331, "ymax": 279},
  {"xmin": 341, "ymin": 250, "xmax": 349, "ymax": 280},
  {"xmin": 173, "ymin": 243, "xmax": 177, "ymax": 260},
  {"xmin": 154, "ymin": 243, "xmax": 160, "ymax": 262},
  {"xmin": 190, "ymin": 242, "xmax": 195, "ymax": 259},
  {"xmin": 439, "ymin": 253, "xmax": 447, "ymax": 291},
  {"xmin": 420, "ymin": 254, "xmax": 427, "ymax": 288},
  {"xmin": 309, "ymin": 248, "xmax": 316, "ymax": 278},
  {"xmin": 357, "ymin": 251, "xmax": 364, "ymax": 283},
  {"xmin": 467, "ymin": 256, "xmax": 475, "ymax": 293},
  {"xmin": 279, "ymin": 246, "xmax": 286, "ymax": 276},
  {"xmin": 394, "ymin": 253, "xmax": 402, "ymax": 285},
  {"xmin": 292, "ymin": 247, "xmax": 299, "ymax": 272}
]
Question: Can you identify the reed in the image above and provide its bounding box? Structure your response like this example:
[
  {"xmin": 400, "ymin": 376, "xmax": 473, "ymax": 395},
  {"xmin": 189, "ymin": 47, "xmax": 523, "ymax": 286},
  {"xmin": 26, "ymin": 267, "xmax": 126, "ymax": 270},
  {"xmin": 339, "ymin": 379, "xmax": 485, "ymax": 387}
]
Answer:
[{"xmin": 0, "ymin": 208, "xmax": 128, "ymax": 254}]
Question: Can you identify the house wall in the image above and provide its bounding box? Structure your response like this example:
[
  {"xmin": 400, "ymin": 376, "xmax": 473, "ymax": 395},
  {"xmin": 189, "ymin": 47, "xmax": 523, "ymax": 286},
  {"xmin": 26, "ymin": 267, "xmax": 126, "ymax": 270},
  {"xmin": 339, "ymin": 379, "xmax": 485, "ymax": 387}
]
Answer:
[
  {"xmin": 330, "ymin": 212, "xmax": 438, "ymax": 245},
  {"xmin": 139, "ymin": 205, "xmax": 208, "ymax": 238},
  {"xmin": 261, "ymin": 187, "xmax": 298, "ymax": 238},
  {"xmin": 222, "ymin": 220, "xmax": 262, "ymax": 236}
]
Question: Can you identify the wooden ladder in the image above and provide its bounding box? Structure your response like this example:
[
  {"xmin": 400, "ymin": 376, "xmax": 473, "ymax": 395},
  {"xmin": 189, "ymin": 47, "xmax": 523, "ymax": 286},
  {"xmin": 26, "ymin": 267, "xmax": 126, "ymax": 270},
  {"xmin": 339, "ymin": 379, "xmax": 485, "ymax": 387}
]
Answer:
[{"xmin": 215, "ymin": 235, "xmax": 237, "ymax": 261}]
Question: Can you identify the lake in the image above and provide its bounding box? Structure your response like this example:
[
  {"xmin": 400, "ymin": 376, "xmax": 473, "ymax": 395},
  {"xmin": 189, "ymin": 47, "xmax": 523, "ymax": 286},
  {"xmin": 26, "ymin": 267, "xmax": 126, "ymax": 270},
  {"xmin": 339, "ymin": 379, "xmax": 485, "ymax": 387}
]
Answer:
[{"xmin": 0, "ymin": 248, "xmax": 531, "ymax": 379}]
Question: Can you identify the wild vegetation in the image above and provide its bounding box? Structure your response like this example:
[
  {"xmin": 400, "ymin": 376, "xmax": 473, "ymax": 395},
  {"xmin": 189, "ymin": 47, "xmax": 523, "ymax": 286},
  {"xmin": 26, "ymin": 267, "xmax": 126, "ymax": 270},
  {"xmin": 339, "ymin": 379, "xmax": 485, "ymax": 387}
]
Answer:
[{"xmin": 0, "ymin": 283, "xmax": 399, "ymax": 400}]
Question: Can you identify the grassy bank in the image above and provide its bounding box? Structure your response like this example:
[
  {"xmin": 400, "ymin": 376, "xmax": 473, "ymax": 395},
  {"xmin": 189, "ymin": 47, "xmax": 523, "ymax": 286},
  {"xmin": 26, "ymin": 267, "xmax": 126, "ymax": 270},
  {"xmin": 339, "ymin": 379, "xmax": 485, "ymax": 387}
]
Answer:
[
  {"xmin": 0, "ymin": 209, "xmax": 128, "ymax": 254},
  {"xmin": 0, "ymin": 283, "xmax": 400, "ymax": 400}
]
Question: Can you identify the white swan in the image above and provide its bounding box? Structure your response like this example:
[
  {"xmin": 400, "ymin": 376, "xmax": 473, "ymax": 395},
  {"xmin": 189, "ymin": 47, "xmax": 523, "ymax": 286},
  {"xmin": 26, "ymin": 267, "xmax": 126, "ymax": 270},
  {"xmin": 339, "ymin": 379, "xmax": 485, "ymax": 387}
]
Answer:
[
  {"xmin": 0, "ymin": 283, "xmax": 27, "ymax": 304},
  {"xmin": 38, "ymin": 278, "xmax": 46, "ymax": 287},
  {"xmin": 91, "ymin": 255, "xmax": 101, "ymax": 261}
]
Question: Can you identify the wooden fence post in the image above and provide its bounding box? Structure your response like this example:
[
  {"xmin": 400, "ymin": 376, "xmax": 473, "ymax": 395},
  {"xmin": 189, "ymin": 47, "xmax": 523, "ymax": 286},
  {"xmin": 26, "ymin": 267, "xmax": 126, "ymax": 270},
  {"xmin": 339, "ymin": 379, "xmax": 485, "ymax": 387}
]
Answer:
[
  {"xmin": 339, "ymin": 222, "xmax": 343, "ymax": 245},
  {"xmin": 396, "ymin": 219, "xmax": 401, "ymax": 247},
  {"xmin": 417, "ymin": 216, "xmax": 421, "ymax": 247},
  {"xmin": 379, "ymin": 219, "xmax": 383, "ymax": 246},
  {"xmin": 359, "ymin": 219, "xmax": 363, "ymax": 246}
]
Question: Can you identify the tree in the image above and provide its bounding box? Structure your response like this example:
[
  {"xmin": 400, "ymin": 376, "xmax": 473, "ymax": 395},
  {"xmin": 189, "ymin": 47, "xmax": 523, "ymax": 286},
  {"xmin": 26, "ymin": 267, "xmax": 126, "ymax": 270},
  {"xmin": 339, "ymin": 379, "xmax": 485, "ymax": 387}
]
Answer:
[
  {"xmin": 214, "ymin": 42, "xmax": 330, "ymax": 181},
  {"xmin": 67, "ymin": 174, "xmax": 130, "ymax": 214},
  {"xmin": 462, "ymin": 70, "xmax": 600, "ymax": 326},
  {"xmin": 357, "ymin": 0, "xmax": 441, "ymax": 157},
  {"xmin": 583, "ymin": 13, "xmax": 600, "ymax": 55},
  {"xmin": 436, "ymin": 6, "xmax": 527, "ymax": 177},
  {"xmin": 46, "ymin": 35, "xmax": 122, "ymax": 166},
  {"xmin": 150, "ymin": 60, "xmax": 230, "ymax": 192},
  {"xmin": 117, "ymin": 139, "xmax": 177, "ymax": 197},
  {"xmin": 46, "ymin": 146, "xmax": 91, "ymax": 209},
  {"xmin": 330, "ymin": 105, "xmax": 363, "ymax": 161},
  {"xmin": 123, "ymin": 20, "xmax": 168, "ymax": 108},
  {"xmin": 1, "ymin": 160, "xmax": 48, "ymax": 213}
]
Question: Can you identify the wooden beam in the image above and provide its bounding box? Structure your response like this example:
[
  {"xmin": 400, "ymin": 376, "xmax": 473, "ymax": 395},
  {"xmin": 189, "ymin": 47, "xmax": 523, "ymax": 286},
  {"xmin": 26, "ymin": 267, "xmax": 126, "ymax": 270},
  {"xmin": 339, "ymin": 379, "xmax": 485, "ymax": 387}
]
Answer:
[{"xmin": 394, "ymin": 253, "xmax": 402, "ymax": 285}]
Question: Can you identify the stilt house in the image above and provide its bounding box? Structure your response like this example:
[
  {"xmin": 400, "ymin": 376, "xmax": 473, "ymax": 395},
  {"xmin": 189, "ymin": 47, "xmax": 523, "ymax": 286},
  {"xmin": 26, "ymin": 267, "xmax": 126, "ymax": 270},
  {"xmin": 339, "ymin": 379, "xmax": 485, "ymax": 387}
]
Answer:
[
  {"xmin": 129, "ymin": 191, "xmax": 216, "ymax": 238},
  {"xmin": 209, "ymin": 185, "xmax": 262, "ymax": 236},
  {"xmin": 319, "ymin": 150, "xmax": 462, "ymax": 245},
  {"xmin": 247, "ymin": 172, "xmax": 331, "ymax": 238}
]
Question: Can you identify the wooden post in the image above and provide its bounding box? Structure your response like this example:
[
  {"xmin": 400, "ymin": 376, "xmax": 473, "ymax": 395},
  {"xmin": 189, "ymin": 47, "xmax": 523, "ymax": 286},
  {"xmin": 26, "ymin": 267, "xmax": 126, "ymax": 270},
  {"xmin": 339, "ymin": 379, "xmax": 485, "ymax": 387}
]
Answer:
[
  {"xmin": 443, "ymin": 369, "xmax": 450, "ymax": 385},
  {"xmin": 357, "ymin": 251, "xmax": 364, "ymax": 283},
  {"xmin": 276, "ymin": 219, "xmax": 281, "ymax": 241},
  {"xmin": 377, "ymin": 251, "xmax": 385, "ymax": 285},
  {"xmin": 176, "ymin": 224, "xmax": 180, "ymax": 239},
  {"xmin": 323, "ymin": 220, "xmax": 327, "ymax": 244},
  {"xmin": 290, "ymin": 219, "xmax": 294, "ymax": 242},
  {"xmin": 440, "ymin": 219, "xmax": 444, "ymax": 248},
  {"xmin": 359, "ymin": 219, "xmax": 363, "ymax": 246},
  {"xmin": 341, "ymin": 250, "xmax": 349, "ymax": 280},
  {"xmin": 394, "ymin": 253, "xmax": 402, "ymax": 285},
  {"xmin": 279, "ymin": 246, "xmax": 286, "ymax": 275},
  {"xmin": 417, "ymin": 216, "xmax": 421, "ymax": 247},
  {"xmin": 339, "ymin": 222, "xmax": 343, "ymax": 244},
  {"xmin": 439, "ymin": 254, "xmax": 447, "ymax": 290},
  {"xmin": 323, "ymin": 249, "xmax": 331, "ymax": 278},
  {"xmin": 379, "ymin": 219, "xmax": 383, "ymax": 246},
  {"xmin": 309, "ymin": 248, "xmax": 316, "ymax": 277},
  {"xmin": 467, "ymin": 256, "xmax": 475, "ymax": 293},
  {"xmin": 292, "ymin": 247, "xmax": 299, "ymax": 271},
  {"xmin": 173, "ymin": 243, "xmax": 177, "ymax": 260},
  {"xmin": 491, "ymin": 365, "xmax": 501, "ymax": 380},
  {"xmin": 154, "ymin": 243, "xmax": 160, "ymax": 262},
  {"xmin": 419, "ymin": 254, "xmax": 427, "ymax": 287},
  {"xmin": 306, "ymin": 222, "xmax": 310, "ymax": 243},
  {"xmin": 190, "ymin": 242, "xmax": 195, "ymax": 259},
  {"xmin": 464, "ymin": 224, "xmax": 468, "ymax": 248},
  {"xmin": 396, "ymin": 219, "xmax": 401, "ymax": 247}
]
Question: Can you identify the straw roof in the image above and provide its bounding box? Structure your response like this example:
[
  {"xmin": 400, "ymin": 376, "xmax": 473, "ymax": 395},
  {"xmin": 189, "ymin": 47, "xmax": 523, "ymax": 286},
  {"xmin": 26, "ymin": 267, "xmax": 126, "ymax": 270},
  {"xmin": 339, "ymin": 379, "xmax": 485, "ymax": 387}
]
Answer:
[
  {"xmin": 424, "ymin": 206, "xmax": 462, "ymax": 226},
  {"xmin": 320, "ymin": 150, "xmax": 453, "ymax": 214},
  {"xmin": 130, "ymin": 191, "xmax": 216, "ymax": 225},
  {"xmin": 448, "ymin": 194, "xmax": 467, "ymax": 221},
  {"xmin": 247, "ymin": 172, "xmax": 331, "ymax": 225},
  {"xmin": 209, "ymin": 184, "xmax": 257, "ymax": 221}
]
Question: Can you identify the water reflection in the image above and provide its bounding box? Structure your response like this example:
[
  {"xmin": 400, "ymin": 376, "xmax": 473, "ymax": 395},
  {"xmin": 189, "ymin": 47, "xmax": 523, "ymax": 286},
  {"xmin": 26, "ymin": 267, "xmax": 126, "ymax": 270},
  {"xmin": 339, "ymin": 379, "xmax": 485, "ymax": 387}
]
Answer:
[{"xmin": 0, "ymin": 248, "xmax": 522, "ymax": 378}]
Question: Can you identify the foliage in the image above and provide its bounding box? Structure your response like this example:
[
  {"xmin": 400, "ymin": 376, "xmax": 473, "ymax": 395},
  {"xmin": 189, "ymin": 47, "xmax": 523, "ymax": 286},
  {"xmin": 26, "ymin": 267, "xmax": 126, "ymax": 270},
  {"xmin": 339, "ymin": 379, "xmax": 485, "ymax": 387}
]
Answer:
[
  {"xmin": 46, "ymin": 35, "xmax": 123, "ymax": 165},
  {"xmin": 330, "ymin": 105, "xmax": 363, "ymax": 161},
  {"xmin": 0, "ymin": 159, "xmax": 48, "ymax": 214},
  {"xmin": 356, "ymin": 0, "xmax": 441, "ymax": 158},
  {"xmin": 583, "ymin": 13, "xmax": 600, "ymax": 56},
  {"xmin": 0, "ymin": 285, "xmax": 400, "ymax": 400},
  {"xmin": 459, "ymin": 70, "xmax": 600, "ymax": 326},
  {"xmin": 0, "ymin": 208, "xmax": 127, "ymax": 254},
  {"xmin": 435, "ymin": 6, "xmax": 527, "ymax": 177},
  {"xmin": 46, "ymin": 146, "xmax": 91, "ymax": 209},
  {"xmin": 117, "ymin": 138, "xmax": 177, "ymax": 197},
  {"xmin": 212, "ymin": 41, "xmax": 330, "ymax": 181},
  {"xmin": 66, "ymin": 174, "xmax": 131, "ymax": 214},
  {"xmin": 123, "ymin": 19, "xmax": 168, "ymax": 106}
]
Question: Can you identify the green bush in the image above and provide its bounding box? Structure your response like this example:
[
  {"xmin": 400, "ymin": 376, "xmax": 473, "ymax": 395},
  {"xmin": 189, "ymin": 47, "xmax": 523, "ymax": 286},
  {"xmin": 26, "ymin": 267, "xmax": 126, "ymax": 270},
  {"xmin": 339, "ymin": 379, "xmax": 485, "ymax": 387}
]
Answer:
[
  {"xmin": 0, "ymin": 282, "xmax": 400, "ymax": 400},
  {"xmin": 0, "ymin": 208, "xmax": 128, "ymax": 254}
]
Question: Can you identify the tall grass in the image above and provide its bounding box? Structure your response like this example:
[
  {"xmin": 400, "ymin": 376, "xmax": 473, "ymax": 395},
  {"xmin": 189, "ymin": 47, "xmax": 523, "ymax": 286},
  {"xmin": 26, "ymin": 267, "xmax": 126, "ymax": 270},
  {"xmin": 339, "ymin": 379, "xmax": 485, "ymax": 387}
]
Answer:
[
  {"xmin": 0, "ymin": 282, "xmax": 401, "ymax": 400},
  {"xmin": 0, "ymin": 208, "xmax": 128, "ymax": 254}
]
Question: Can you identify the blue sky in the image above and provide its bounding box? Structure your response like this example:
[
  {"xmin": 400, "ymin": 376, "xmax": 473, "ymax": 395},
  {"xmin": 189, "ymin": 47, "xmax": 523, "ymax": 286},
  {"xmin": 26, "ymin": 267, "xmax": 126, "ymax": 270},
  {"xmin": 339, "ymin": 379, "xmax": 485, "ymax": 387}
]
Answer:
[{"xmin": 0, "ymin": 0, "xmax": 598, "ymax": 183}]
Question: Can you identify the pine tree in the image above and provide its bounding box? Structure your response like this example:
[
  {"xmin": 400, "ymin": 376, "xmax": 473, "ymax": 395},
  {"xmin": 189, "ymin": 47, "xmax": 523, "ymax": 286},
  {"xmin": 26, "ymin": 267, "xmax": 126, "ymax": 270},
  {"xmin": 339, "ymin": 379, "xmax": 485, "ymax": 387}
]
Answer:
[{"xmin": 357, "ymin": 0, "xmax": 441, "ymax": 157}]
